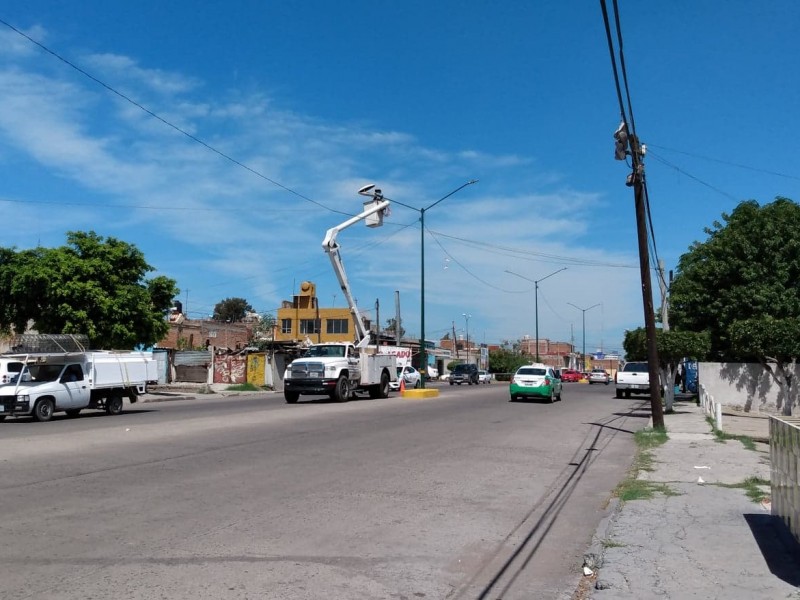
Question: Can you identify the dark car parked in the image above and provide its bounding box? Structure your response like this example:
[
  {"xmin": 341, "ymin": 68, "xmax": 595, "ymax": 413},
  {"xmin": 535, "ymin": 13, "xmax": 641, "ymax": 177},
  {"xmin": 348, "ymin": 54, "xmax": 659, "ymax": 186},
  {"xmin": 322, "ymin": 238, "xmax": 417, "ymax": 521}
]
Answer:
[{"xmin": 449, "ymin": 363, "xmax": 479, "ymax": 385}]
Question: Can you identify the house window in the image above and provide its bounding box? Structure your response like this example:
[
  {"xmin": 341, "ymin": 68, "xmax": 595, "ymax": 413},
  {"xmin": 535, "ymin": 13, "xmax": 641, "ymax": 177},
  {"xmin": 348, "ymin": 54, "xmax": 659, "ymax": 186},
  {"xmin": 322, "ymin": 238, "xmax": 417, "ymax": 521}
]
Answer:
[
  {"xmin": 327, "ymin": 319, "xmax": 349, "ymax": 334},
  {"xmin": 300, "ymin": 319, "xmax": 321, "ymax": 334},
  {"xmin": 281, "ymin": 319, "xmax": 292, "ymax": 334}
]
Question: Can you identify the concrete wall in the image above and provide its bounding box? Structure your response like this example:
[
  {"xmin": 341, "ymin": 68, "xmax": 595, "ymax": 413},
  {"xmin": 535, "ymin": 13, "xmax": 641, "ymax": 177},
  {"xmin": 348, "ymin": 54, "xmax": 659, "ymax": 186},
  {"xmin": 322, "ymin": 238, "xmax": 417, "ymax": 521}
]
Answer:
[
  {"xmin": 698, "ymin": 362, "xmax": 800, "ymax": 413},
  {"xmin": 770, "ymin": 416, "xmax": 800, "ymax": 544}
]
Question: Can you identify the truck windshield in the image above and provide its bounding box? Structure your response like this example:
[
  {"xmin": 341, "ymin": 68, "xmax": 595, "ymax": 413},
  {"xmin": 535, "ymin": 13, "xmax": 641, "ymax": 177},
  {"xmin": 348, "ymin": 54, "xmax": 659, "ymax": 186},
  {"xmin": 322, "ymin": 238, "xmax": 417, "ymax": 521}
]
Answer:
[
  {"xmin": 27, "ymin": 364, "xmax": 65, "ymax": 382},
  {"xmin": 305, "ymin": 346, "xmax": 345, "ymax": 358}
]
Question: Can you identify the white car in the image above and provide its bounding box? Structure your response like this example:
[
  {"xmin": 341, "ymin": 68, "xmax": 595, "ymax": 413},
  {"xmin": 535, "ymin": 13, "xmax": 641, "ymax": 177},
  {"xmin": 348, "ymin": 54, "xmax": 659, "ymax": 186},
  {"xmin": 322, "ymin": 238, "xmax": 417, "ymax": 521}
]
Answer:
[
  {"xmin": 389, "ymin": 365, "xmax": 421, "ymax": 390},
  {"xmin": 478, "ymin": 370, "xmax": 492, "ymax": 384}
]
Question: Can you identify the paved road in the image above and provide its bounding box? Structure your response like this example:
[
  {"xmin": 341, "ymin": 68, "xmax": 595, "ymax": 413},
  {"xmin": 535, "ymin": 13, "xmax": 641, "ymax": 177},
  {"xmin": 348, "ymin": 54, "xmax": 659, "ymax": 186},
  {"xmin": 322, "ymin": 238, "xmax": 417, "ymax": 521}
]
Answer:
[{"xmin": 0, "ymin": 382, "xmax": 649, "ymax": 599}]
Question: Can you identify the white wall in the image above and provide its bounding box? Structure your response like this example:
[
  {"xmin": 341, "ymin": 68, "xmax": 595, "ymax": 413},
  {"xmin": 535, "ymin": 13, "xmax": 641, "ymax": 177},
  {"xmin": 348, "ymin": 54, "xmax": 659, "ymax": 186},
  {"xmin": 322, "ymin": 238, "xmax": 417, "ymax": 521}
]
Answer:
[{"xmin": 698, "ymin": 362, "xmax": 800, "ymax": 413}]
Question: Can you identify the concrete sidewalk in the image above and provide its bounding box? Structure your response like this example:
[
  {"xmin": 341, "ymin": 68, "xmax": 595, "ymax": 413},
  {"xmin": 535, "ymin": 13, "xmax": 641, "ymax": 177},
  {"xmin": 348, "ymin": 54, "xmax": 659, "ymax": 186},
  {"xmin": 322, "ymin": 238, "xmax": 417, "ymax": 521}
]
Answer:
[{"xmin": 585, "ymin": 399, "xmax": 800, "ymax": 599}]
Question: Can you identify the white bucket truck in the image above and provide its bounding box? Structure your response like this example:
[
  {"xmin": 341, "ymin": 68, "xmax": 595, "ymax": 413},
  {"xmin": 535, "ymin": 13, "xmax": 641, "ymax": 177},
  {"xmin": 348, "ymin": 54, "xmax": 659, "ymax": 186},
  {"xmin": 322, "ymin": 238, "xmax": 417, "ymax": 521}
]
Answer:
[
  {"xmin": 283, "ymin": 186, "xmax": 397, "ymax": 403},
  {"xmin": 0, "ymin": 351, "xmax": 158, "ymax": 422}
]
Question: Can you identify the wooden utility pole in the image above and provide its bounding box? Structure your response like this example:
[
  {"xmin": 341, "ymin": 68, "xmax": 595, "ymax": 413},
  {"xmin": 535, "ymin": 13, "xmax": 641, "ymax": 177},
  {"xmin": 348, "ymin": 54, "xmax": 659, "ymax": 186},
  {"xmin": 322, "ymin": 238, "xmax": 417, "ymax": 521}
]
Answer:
[{"xmin": 629, "ymin": 137, "xmax": 664, "ymax": 428}]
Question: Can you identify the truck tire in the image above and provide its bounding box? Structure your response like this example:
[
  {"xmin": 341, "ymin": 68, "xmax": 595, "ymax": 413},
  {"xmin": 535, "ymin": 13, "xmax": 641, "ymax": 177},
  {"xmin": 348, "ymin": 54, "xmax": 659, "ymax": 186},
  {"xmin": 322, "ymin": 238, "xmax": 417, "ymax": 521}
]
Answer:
[
  {"xmin": 33, "ymin": 398, "xmax": 55, "ymax": 422},
  {"xmin": 615, "ymin": 390, "xmax": 623, "ymax": 399},
  {"xmin": 65, "ymin": 409, "xmax": 81, "ymax": 418},
  {"xmin": 106, "ymin": 395, "xmax": 124, "ymax": 415},
  {"xmin": 369, "ymin": 371, "xmax": 390, "ymax": 399},
  {"xmin": 332, "ymin": 376, "xmax": 349, "ymax": 402},
  {"xmin": 284, "ymin": 391, "xmax": 299, "ymax": 404}
]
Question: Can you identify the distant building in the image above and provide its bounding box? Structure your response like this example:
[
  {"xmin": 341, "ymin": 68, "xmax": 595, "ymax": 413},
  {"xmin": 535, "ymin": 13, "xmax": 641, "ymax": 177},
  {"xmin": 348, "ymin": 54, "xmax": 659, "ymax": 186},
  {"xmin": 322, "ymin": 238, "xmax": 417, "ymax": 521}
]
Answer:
[{"xmin": 274, "ymin": 281, "xmax": 363, "ymax": 345}]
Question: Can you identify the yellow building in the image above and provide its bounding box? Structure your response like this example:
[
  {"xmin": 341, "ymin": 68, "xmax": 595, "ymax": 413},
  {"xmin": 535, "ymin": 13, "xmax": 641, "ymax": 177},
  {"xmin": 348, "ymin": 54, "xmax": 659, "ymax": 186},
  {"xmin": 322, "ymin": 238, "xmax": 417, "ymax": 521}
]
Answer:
[{"xmin": 275, "ymin": 281, "xmax": 358, "ymax": 344}]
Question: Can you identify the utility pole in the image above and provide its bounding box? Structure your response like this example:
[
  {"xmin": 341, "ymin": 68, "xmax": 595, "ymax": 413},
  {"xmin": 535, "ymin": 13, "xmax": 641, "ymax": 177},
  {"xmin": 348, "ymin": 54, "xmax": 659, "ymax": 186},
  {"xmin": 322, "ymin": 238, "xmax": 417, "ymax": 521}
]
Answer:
[{"xmin": 618, "ymin": 125, "xmax": 663, "ymax": 428}]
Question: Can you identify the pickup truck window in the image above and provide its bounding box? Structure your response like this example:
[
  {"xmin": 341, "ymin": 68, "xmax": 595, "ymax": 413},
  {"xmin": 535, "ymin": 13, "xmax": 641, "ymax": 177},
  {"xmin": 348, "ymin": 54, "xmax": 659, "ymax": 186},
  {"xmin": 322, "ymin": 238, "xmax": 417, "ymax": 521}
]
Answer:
[
  {"xmin": 61, "ymin": 364, "xmax": 85, "ymax": 382},
  {"xmin": 622, "ymin": 362, "xmax": 648, "ymax": 372}
]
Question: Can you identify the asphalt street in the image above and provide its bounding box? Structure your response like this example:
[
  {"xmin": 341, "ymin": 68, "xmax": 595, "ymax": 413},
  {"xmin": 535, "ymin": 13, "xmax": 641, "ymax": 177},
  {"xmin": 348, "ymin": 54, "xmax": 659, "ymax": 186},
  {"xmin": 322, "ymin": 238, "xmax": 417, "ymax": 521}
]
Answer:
[{"xmin": 0, "ymin": 381, "xmax": 647, "ymax": 599}]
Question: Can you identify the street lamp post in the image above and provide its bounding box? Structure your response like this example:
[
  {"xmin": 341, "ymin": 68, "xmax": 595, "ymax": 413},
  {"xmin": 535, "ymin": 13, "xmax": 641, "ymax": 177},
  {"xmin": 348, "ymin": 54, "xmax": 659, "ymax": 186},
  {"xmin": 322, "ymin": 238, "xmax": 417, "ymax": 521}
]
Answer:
[
  {"xmin": 505, "ymin": 268, "xmax": 566, "ymax": 362},
  {"xmin": 391, "ymin": 180, "xmax": 478, "ymax": 388},
  {"xmin": 567, "ymin": 302, "xmax": 601, "ymax": 372},
  {"xmin": 462, "ymin": 313, "xmax": 471, "ymax": 364}
]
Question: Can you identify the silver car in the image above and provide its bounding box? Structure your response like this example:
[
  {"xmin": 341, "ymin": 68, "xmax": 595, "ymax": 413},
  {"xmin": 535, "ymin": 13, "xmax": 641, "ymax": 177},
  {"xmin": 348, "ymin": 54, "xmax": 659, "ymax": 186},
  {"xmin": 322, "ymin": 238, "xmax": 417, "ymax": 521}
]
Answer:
[{"xmin": 588, "ymin": 368, "xmax": 610, "ymax": 385}]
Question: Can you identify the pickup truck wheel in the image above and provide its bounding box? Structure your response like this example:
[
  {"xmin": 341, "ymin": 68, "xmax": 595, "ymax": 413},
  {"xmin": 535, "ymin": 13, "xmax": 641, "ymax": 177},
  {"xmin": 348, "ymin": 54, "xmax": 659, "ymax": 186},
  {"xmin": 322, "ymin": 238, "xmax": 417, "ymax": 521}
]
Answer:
[
  {"xmin": 333, "ymin": 376, "xmax": 349, "ymax": 402},
  {"xmin": 65, "ymin": 409, "xmax": 81, "ymax": 418},
  {"xmin": 33, "ymin": 398, "xmax": 54, "ymax": 422},
  {"xmin": 106, "ymin": 395, "xmax": 124, "ymax": 415},
  {"xmin": 615, "ymin": 390, "xmax": 623, "ymax": 398},
  {"xmin": 624, "ymin": 390, "xmax": 631, "ymax": 399},
  {"xmin": 284, "ymin": 391, "xmax": 299, "ymax": 404}
]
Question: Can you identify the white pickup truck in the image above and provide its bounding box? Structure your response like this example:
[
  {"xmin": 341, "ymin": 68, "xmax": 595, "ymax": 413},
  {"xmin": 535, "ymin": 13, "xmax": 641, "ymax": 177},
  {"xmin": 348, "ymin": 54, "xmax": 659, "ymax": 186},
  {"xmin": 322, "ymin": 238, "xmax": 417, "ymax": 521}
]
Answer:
[
  {"xmin": 0, "ymin": 351, "xmax": 157, "ymax": 422},
  {"xmin": 283, "ymin": 342, "xmax": 396, "ymax": 403},
  {"xmin": 615, "ymin": 361, "xmax": 651, "ymax": 398}
]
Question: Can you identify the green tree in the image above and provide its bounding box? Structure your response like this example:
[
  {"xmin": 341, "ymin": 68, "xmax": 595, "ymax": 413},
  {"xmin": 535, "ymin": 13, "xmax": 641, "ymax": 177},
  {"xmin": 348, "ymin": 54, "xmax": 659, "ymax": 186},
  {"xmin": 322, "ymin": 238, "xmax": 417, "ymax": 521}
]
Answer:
[
  {"xmin": 670, "ymin": 197, "xmax": 800, "ymax": 415},
  {"xmin": 623, "ymin": 327, "xmax": 710, "ymax": 411},
  {"xmin": 213, "ymin": 297, "xmax": 253, "ymax": 322},
  {"xmin": 488, "ymin": 348, "xmax": 529, "ymax": 376},
  {"xmin": 384, "ymin": 318, "xmax": 405, "ymax": 339},
  {"xmin": 0, "ymin": 231, "xmax": 178, "ymax": 348},
  {"xmin": 249, "ymin": 313, "xmax": 277, "ymax": 350}
]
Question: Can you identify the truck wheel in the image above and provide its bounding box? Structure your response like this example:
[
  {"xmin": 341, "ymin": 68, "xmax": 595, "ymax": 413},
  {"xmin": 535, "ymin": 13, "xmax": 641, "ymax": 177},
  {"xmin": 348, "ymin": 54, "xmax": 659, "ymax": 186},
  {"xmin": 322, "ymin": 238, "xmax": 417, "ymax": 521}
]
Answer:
[
  {"xmin": 369, "ymin": 371, "xmax": 390, "ymax": 399},
  {"xmin": 33, "ymin": 398, "xmax": 54, "ymax": 422},
  {"xmin": 624, "ymin": 391, "xmax": 631, "ymax": 399},
  {"xmin": 333, "ymin": 376, "xmax": 349, "ymax": 402},
  {"xmin": 65, "ymin": 409, "xmax": 81, "ymax": 418},
  {"xmin": 284, "ymin": 391, "xmax": 299, "ymax": 404},
  {"xmin": 106, "ymin": 395, "xmax": 124, "ymax": 415}
]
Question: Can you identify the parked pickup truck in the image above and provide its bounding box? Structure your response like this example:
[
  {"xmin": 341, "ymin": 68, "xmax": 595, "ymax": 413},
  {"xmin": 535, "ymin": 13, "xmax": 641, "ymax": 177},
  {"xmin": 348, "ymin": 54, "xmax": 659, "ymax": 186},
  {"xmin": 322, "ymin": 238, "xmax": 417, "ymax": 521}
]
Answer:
[
  {"xmin": 615, "ymin": 361, "xmax": 651, "ymax": 398},
  {"xmin": 0, "ymin": 351, "xmax": 157, "ymax": 422}
]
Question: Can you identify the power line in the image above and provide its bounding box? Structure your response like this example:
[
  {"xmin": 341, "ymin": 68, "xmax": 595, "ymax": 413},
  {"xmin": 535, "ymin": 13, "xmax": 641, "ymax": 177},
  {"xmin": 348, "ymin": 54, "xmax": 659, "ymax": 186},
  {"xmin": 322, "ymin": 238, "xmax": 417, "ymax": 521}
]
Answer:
[{"xmin": 647, "ymin": 144, "xmax": 800, "ymax": 181}]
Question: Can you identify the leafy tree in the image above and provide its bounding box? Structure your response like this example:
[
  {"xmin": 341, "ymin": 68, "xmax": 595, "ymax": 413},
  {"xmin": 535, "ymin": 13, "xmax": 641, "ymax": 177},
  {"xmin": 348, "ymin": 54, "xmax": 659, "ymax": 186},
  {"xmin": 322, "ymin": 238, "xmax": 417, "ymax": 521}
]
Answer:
[
  {"xmin": 249, "ymin": 313, "xmax": 277, "ymax": 350},
  {"xmin": 670, "ymin": 197, "xmax": 800, "ymax": 414},
  {"xmin": 213, "ymin": 297, "xmax": 253, "ymax": 322},
  {"xmin": 623, "ymin": 327, "xmax": 710, "ymax": 412},
  {"xmin": 0, "ymin": 231, "xmax": 178, "ymax": 348},
  {"xmin": 488, "ymin": 348, "xmax": 529, "ymax": 375},
  {"xmin": 384, "ymin": 318, "xmax": 405, "ymax": 338}
]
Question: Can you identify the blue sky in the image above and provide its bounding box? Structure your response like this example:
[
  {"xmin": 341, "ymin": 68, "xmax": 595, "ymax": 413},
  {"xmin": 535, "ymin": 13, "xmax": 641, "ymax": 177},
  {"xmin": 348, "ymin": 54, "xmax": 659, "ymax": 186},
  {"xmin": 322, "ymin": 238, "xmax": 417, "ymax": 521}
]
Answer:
[{"xmin": 1, "ymin": 2, "xmax": 798, "ymax": 355}]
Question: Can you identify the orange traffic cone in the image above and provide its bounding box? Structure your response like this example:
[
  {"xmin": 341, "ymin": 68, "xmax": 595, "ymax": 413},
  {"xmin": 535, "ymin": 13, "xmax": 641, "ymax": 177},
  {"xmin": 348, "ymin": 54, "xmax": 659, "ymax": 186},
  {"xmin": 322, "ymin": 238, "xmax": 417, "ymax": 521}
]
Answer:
[{"xmin": 399, "ymin": 378, "xmax": 406, "ymax": 394}]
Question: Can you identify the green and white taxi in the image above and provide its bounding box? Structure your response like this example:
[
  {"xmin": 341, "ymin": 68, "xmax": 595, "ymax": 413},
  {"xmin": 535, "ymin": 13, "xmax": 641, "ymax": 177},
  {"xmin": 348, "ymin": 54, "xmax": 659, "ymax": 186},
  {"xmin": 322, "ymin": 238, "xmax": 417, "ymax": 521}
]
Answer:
[{"xmin": 509, "ymin": 363, "xmax": 562, "ymax": 402}]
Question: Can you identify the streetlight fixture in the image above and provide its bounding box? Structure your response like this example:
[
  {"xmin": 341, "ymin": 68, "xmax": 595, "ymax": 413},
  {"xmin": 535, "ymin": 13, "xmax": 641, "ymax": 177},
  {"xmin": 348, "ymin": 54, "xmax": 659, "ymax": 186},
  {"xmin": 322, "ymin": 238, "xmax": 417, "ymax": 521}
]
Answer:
[
  {"xmin": 390, "ymin": 180, "xmax": 479, "ymax": 388},
  {"xmin": 567, "ymin": 302, "xmax": 601, "ymax": 372},
  {"xmin": 505, "ymin": 267, "xmax": 567, "ymax": 362},
  {"xmin": 462, "ymin": 313, "xmax": 471, "ymax": 364}
]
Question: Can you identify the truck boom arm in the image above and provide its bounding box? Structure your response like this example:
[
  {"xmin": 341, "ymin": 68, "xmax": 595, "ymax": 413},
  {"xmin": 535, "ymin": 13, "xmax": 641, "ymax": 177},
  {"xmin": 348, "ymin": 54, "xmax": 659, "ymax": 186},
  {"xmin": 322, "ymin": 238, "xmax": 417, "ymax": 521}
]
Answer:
[{"xmin": 322, "ymin": 196, "xmax": 390, "ymax": 348}]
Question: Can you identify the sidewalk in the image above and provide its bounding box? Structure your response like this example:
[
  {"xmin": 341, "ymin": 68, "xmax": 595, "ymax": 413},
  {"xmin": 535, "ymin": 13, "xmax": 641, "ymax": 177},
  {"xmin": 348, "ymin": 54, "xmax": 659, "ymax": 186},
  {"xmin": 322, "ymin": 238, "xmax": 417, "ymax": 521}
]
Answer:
[
  {"xmin": 141, "ymin": 382, "xmax": 265, "ymax": 402},
  {"xmin": 585, "ymin": 398, "xmax": 800, "ymax": 600}
]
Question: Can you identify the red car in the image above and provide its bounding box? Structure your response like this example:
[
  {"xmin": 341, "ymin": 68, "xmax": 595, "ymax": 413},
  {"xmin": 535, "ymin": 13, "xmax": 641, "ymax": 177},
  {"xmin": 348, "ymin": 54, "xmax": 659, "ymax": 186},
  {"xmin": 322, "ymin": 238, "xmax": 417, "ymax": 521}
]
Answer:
[{"xmin": 560, "ymin": 369, "xmax": 582, "ymax": 383}]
